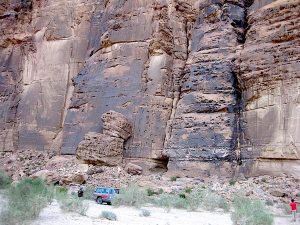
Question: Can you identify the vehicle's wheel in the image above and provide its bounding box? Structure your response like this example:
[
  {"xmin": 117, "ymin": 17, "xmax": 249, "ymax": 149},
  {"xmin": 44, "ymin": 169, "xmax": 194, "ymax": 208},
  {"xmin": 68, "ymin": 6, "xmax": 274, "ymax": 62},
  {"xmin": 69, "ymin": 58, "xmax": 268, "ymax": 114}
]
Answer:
[
  {"xmin": 107, "ymin": 202, "xmax": 111, "ymax": 205},
  {"xmin": 96, "ymin": 197, "xmax": 103, "ymax": 204}
]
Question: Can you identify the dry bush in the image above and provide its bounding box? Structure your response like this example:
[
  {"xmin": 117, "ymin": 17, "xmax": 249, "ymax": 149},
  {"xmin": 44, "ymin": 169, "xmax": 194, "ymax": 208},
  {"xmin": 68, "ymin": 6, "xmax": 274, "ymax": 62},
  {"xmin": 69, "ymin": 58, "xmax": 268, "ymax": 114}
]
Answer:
[
  {"xmin": 101, "ymin": 210, "xmax": 117, "ymax": 221},
  {"xmin": 231, "ymin": 196, "xmax": 273, "ymax": 225},
  {"xmin": 0, "ymin": 178, "xmax": 52, "ymax": 225}
]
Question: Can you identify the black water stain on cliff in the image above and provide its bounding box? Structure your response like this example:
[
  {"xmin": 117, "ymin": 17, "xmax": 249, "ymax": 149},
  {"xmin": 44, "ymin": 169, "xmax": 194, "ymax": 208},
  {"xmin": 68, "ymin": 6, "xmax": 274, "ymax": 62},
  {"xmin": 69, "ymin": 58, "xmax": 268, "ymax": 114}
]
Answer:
[
  {"xmin": 231, "ymin": 0, "xmax": 255, "ymax": 165},
  {"xmin": 231, "ymin": 69, "xmax": 243, "ymax": 165}
]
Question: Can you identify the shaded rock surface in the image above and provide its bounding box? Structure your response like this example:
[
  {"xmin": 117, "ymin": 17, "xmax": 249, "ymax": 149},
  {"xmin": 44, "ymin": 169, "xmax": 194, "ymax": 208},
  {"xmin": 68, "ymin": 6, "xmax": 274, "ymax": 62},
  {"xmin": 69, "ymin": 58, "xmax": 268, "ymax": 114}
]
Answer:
[{"xmin": 0, "ymin": 0, "xmax": 299, "ymax": 178}]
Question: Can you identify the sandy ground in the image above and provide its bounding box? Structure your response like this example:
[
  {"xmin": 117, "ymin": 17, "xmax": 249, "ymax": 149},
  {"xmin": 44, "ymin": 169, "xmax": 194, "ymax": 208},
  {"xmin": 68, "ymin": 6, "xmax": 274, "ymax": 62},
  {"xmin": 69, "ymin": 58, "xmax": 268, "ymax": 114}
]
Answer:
[
  {"xmin": 29, "ymin": 200, "xmax": 295, "ymax": 225},
  {"xmin": 31, "ymin": 200, "xmax": 232, "ymax": 225},
  {"xmin": 0, "ymin": 192, "xmax": 295, "ymax": 225}
]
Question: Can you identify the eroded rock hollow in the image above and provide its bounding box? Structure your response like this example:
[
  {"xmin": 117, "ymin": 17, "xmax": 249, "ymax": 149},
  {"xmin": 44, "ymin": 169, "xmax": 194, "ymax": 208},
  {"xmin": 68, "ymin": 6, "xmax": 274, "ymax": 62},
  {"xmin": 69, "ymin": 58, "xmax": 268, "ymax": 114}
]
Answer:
[{"xmin": 0, "ymin": 0, "xmax": 299, "ymax": 178}]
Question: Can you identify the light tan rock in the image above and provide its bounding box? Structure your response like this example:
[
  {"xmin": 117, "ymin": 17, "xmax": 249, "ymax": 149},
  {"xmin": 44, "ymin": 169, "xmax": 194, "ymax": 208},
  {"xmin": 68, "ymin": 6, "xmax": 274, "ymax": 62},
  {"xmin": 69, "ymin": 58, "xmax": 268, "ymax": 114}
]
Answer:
[
  {"xmin": 237, "ymin": 0, "xmax": 300, "ymax": 173},
  {"xmin": 30, "ymin": 170, "xmax": 60, "ymax": 184},
  {"xmin": 60, "ymin": 173, "xmax": 86, "ymax": 185},
  {"xmin": 76, "ymin": 132, "xmax": 124, "ymax": 166},
  {"xmin": 78, "ymin": 164, "xmax": 89, "ymax": 173},
  {"xmin": 71, "ymin": 173, "xmax": 87, "ymax": 184},
  {"xmin": 269, "ymin": 189, "xmax": 286, "ymax": 198},
  {"xmin": 125, "ymin": 163, "xmax": 143, "ymax": 175},
  {"xmin": 102, "ymin": 110, "xmax": 132, "ymax": 140}
]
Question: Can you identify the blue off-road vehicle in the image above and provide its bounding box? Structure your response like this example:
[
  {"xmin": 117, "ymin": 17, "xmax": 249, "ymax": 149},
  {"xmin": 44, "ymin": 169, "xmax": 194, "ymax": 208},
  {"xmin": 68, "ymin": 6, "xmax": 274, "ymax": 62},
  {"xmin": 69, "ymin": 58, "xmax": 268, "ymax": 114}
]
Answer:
[{"xmin": 92, "ymin": 187, "xmax": 119, "ymax": 205}]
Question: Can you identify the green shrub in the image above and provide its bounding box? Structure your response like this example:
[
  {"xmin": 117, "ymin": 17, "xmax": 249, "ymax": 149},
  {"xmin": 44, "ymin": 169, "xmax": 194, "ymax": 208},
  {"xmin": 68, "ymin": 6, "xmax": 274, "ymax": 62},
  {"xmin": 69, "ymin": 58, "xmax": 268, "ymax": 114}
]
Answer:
[
  {"xmin": 229, "ymin": 179, "xmax": 236, "ymax": 186},
  {"xmin": 54, "ymin": 186, "xmax": 89, "ymax": 216},
  {"xmin": 231, "ymin": 196, "xmax": 274, "ymax": 225},
  {"xmin": 218, "ymin": 197, "xmax": 230, "ymax": 212},
  {"xmin": 56, "ymin": 186, "xmax": 68, "ymax": 194},
  {"xmin": 185, "ymin": 187, "xmax": 205, "ymax": 211},
  {"xmin": 112, "ymin": 184, "xmax": 148, "ymax": 207},
  {"xmin": 147, "ymin": 188, "xmax": 156, "ymax": 196},
  {"xmin": 179, "ymin": 193, "xmax": 186, "ymax": 199},
  {"xmin": 279, "ymin": 203, "xmax": 290, "ymax": 215},
  {"xmin": 82, "ymin": 186, "xmax": 95, "ymax": 200},
  {"xmin": 147, "ymin": 188, "xmax": 163, "ymax": 196},
  {"xmin": 57, "ymin": 194, "xmax": 89, "ymax": 216},
  {"xmin": 101, "ymin": 210, "xmax": 117, "ymax": 221},
  {"xmin": 265, "ymin": 199, "xmax": 274, "ymax": 206},
  {"xmin": 185, "ymin": 187, "xmax": 192, "ymax": 194},
  {"xmin": 110, "ymin": 184, "xmax": 228, "ymax": 212},
  {"xmin": 170, "ymin": 176, "xmax": 177, "ymax": 181},
  {"xmin": 154, "ymin": 193, "xmax": 187, "ymax": 210},
  {"xmin": 185, "ymin": 188, "xmax": 229, "ymax": 212},
  {"xmin": 201, "ymin": 190, "xmax": 227, "ymax": 211},
  {"xmin": 0, "ymin": 170, "xmax": 12, "ymax": 189},
  {"xmin": 139, "ymin": 208, "xmax": 151, "ymax": 217},
  {"xmin": 0, "ymin": 178, "xmax": 52, "ymax": 225}
]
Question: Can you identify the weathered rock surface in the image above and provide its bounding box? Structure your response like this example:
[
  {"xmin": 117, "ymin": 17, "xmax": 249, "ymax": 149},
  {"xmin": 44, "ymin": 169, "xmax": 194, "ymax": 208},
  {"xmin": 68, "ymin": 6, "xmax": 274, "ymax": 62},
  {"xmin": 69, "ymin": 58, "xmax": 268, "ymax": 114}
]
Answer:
[
  {"xmin": 165, "ymin": 0, "xmax": 247, "ymax": 176},
  {"xmin": 237, "ymin": 0, "xmax": 300, "ymax": 177},
  {"xmin": 60, "ymin": 173, "xmax": 87, "ymax": 185},
  {"xmin": 76, "ymin": 111, "xmax": 131, "ymax": 165},
  {"xmin": 125, "ymin": 163, "xmax": 143, "ymax": 175},
  {"xmin": 31, "ymin": 169, "xmax": 87, "ymax": 185},
  {"xmin": 30, "ymin": 169, "xmax": 60, "ymax": 184},
  {"xmin": 0, "ymin": 0, "xmax": 299, "ymax": 178},
  {"xmin": 269, "ymin": 189, "xmax": 287, "ymax": 198},
  {"xmin": 76, "ymin": 132, "xmax": 124, "ymax": 166},
  {"xmin": 102, "ymin": 110, "xmax": 132, "ymax": 140}
]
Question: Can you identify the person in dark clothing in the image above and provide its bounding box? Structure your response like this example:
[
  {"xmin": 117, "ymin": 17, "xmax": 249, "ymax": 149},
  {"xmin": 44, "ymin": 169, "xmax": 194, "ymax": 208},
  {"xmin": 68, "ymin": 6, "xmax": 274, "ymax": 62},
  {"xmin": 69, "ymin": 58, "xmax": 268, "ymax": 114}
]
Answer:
[{"xmin": 77, "ymin": 186, "xmax": 84, "ymax": 197}]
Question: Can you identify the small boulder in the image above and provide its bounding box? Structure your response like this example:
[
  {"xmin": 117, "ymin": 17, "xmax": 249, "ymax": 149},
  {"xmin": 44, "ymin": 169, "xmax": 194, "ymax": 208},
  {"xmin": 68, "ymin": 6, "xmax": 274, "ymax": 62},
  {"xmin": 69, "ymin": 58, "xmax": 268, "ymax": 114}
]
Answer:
[
  {"xmin": 60, "ymin": 173, "xmax": 86, "ymax": 185},
  {"xmin": 101, "ymin": 110, "xmax": 132, "ymax": 140},
  {"xmin": 76, "ymin": 132, "xmax": 124, "ymax": 166},
  {"xmin": 30, "ymin": 170, "xmax": 60, "ymax": 184},
  {"xmin": 125, "ymin": 163, "xmax": 143, "ymax": 175},
  {"xmin": 245, "ymin": 190, "xmax": 253, "ymax": 196},
  {"xmin": 87, "ymin": 166, "xmax": 104, "ymax": 175},
  {"xmin": 270, "ymin": 189, "xmax": 286, "ymax": 197},
  {"xmin": 71, "ymin": 173, "xmax": 87, "ymax": 184},
  {"xmin": 60, "ymin": 175, "xmax": 72, "ymax": 185}
]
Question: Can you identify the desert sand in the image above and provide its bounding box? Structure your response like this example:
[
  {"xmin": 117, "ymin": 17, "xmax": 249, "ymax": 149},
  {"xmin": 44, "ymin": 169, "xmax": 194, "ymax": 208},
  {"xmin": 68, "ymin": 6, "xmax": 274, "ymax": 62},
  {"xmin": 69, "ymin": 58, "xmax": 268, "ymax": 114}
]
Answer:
[{"xmin": 30, "ymin": 200, "xmax": 293, "ymax": 225}]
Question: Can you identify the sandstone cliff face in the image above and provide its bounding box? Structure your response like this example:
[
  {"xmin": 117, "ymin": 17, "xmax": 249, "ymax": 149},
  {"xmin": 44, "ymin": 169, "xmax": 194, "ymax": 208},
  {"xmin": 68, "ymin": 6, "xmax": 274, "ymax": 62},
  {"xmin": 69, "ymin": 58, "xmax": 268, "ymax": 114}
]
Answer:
[
  {"xmin": 165, "ymin": 0, "xmax": 248, "ymax": 176},
  {"xmin": 0, "ymin": 0, "xmax": 299, "ymax": 178},
  {"xmin": 0, "ymin": 0, "xmax": 95, "ymax": 153},
  {"xmin": 237, "ymin": 0, "xmax": 300, "ymax": 177}
]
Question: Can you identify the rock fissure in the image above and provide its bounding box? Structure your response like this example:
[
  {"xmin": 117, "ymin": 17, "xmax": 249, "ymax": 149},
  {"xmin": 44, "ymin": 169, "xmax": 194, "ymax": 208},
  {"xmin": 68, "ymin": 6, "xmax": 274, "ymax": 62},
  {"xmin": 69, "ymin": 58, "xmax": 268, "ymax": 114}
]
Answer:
[{"xmin": 162, "ymin": 1, "xmax": 195, "ymax": 163}]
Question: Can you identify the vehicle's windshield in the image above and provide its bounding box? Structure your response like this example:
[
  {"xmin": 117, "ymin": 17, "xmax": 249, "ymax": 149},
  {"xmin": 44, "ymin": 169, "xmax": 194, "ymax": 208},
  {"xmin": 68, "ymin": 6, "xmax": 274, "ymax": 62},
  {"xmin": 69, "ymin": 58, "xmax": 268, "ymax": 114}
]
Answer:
[
  {"xmin": 96, "ymin": 188, "xmax": 109, "ymax": 193},
  {"xmin": 95, "ymin": 188, "xmax": 116, "ymax": 194}
]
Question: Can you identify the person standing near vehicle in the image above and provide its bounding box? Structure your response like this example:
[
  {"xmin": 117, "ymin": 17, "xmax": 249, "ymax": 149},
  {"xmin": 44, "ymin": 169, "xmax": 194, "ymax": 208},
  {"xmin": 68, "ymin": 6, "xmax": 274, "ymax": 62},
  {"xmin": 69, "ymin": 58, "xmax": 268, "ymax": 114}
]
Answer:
[
  {"xmin": 290, "ymin": 199, "xmax": 297, "ymax": 222},
  {"xmin": 78, "ymin": 185, "xmax": 84, "ymax": 197}
]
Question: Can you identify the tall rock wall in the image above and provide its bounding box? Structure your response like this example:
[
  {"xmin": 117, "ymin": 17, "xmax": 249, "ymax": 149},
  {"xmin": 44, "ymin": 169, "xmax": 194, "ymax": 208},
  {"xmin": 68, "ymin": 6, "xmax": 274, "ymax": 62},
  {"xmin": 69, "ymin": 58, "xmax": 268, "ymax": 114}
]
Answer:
[
  {"xmin": 165, "ymin": 0, "xmax": 249, "ymax": 176},
  {"xmin": 1, "ymin": 0, "xmax": 96, "ymax": 153},
  {"xmin": 237, "ymin": 0, "xmax": 300, "ymax": 177},
  {"xmin": 0, "ymin": 0, "xmax": 299, "ymax": 178}
]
